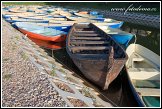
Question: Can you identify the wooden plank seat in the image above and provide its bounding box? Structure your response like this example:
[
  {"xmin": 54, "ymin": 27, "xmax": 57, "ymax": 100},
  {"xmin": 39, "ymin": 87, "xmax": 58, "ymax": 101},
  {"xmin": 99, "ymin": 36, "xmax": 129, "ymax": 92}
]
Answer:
[
  {"xmin": 135, "ymin": 88, "xmax": 160, "ymax": 96},
  {"xmin": 70, "ymin": 41, "xmax": 109, "ymax": 45},
  {"xmin": 73, "ymin": 33, "xmax": 100, "ymax": 36},
  {"xmin": 73, "ymin": 54, "xmax": 107, "ymax": 59},
  {"xmin": 70, "ymin": 46, "xmax": 110, "ymax": 52},
  {"xmin": 128, "ymin": 68, "xmax": 160, "ymax": 80},
  {"xmin": 70, "ymin": 37, "xmax": 106, "ymax": 40},
  {"xmin": 74, "ymin": 31, "xmax": 96, "ymax": 33}
]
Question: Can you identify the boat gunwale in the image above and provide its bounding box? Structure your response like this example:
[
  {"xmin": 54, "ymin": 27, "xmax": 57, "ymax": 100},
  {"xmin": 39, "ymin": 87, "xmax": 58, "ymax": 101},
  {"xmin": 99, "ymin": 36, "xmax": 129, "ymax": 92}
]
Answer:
[{"xmin": 66, "ymin": 23, "xmax": 128, "ymax": 60}]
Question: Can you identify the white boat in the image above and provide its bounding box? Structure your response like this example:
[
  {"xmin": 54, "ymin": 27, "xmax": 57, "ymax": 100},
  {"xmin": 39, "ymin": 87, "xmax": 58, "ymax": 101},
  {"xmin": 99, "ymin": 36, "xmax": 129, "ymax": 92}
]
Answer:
[
  {"xmin": 126, "ymin": 44, "xmax": 160, "ymax": 107},
  {"xmin": 74, "ymin": 12, "xmax": 96, "ymax": 18},
  {"xmin": 66, "ymin": 16, "xmax": 96, "ymax": 22}
]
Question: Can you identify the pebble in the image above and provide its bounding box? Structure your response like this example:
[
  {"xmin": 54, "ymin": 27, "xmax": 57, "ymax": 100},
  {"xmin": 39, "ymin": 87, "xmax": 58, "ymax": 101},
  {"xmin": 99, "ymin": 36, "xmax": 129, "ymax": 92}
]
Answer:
[{"xmin": 2, "ymin": 20, "xmax": 68, "ymax": 107}]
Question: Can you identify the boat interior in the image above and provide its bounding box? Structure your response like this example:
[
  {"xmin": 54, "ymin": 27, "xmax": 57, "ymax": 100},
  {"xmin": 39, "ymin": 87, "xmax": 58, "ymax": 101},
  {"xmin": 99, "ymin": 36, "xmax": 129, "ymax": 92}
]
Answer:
[
  {"xmin": 127, "ymin": 51, "xmax": 160, "ymax": 107},
  {"xmin": 68, "ymin": 23, "xmax": 127, "ymax": 59}
]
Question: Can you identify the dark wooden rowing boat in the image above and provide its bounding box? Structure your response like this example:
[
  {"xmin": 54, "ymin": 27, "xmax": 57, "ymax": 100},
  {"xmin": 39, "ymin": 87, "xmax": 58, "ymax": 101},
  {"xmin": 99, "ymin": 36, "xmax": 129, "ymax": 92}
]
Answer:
[{"xmin": 66, "ymin": 23, "xmax": 128, "ymax": 90}]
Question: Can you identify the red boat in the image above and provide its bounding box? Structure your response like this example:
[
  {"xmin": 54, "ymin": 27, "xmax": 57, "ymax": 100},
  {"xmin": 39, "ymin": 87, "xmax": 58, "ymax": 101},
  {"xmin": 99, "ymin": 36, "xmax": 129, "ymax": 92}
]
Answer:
[
  {"xmin": 14, "ymin": 22, "xmax": 67, "ymax": 42},
  {"xmin": 29, "ymin": 37, "xmax": 66, "ymax": 50}
]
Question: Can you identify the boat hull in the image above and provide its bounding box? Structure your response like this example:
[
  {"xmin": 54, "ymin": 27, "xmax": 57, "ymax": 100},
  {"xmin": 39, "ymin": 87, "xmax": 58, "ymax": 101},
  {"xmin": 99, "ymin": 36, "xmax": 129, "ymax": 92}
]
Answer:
[
  {"xmin": 125, "ymin": 44, "xmax": 160, "ymax": 107},
  {"xmin": 29, "ymin": 37, "xmax": 66, "ymax": 50},
  {"xmin": 66, "ymin": 23, "xmax": 128, "ymax": 90},
  {"xmin": 109, "ymin": 21, "xmax": 124, "ymax": 28},
  {"xmin": 110, "ymin": 34, "xmax": 133, "ymax": 47},
  {"xmin": 18, "ymin": 28, "xmax": 66, "ymax": 42},
  {"xmin": 70, "ymin": 55, "xmax": 126, "ymax": 90}
]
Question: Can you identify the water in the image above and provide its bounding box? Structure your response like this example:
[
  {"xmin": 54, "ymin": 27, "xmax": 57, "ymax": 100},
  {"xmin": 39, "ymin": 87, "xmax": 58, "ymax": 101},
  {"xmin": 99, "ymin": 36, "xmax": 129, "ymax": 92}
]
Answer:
[
  {"xmin": 122, "ymin": 22, "xmax": 160, "ymax": 55},
  {"xmin": 42, "ymin": 22, "xmax": 160, "ymax": 107}
]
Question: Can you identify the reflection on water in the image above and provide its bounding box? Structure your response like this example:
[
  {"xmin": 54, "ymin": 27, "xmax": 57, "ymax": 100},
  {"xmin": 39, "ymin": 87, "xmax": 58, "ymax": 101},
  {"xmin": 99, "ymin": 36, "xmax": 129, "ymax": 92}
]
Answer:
[
  {"xmin": 122, "ymin": 22, "xmax": 160, "ymax": 55},
  {"xmin": 44, "ymin": 48, "xmax": 139, "ymax": 107},
  {"xmin": 31, "ymin": 22, "xmax": 160, "ymax": 107}
]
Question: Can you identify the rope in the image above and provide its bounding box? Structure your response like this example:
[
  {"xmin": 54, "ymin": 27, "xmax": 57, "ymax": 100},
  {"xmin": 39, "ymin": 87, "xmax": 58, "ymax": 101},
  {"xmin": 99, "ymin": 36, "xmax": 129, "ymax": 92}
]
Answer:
[
  {"xmin": 133, "ymin": 34, "xmax": 137, "ymax": 54},
  {"xmin": 133, "ymin": 34, "xmax": 137, "ymax": 44}
]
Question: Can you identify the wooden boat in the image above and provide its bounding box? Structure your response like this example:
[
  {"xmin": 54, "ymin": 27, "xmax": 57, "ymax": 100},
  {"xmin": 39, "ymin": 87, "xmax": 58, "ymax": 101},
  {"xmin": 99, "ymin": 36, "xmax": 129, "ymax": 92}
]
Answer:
[
  {"xmin": 78, "ymin": 11, "xmax": 88, "ymax": 14},
  {"xmin": 20, "ymin": 22, "xmax": 72, "ymax": 33},
  {"xmin": 67, "ymin": 16, "xmax": 109, "ymax": 22},
  {"xmin": 2, "ymin": 12, "xmax": 35, "ymax": 19},
  {"xmin": 125, "ymin": 44, "xmax": 160, "ymax": 107},
  {"xmin": 74, "ymin": 12, "xmax": 96, "ymax": 18},
  {"xmin": 52, "ymin": 14, "xmax": 66, "ymax": 18},
  {"xmin": 66, "ymin": 23, "xmax": 128, "ymax": 90},
  {"xmin": 95, "ymin": 25, "xmax": 134, "ymax": 47},
  {"xmin": 49, "ymin": 20, "xmax": 96, "ymax": 24},
  {"xmin": 6, "ymin": 17, "xmax": 49, "ymax": 23},
  {"xmin": 44, "ymin": 17, "xmax": 67, "ymax": 21},
  {"xmin": 14, "ymin": 22, "xmax": 67, "ymax": 42},
  {"xmin": 59, "ymin": 11, "xmax": 72, "ymax": 17},
  {"xmin": 49, "ymin": 20, "xmax": 123, "ymax": 29},
  {"xmin": 9, "ymin": 8, "xmax": 26, "ymax": 13},
  {"xmin": 18, "ymin": 15, "xmax": 66, "ymax": 21},
  {"xmin": 2, "ymin": 14, "xmax": 17, "ymax": 19},
  {"xmin": 94, "ymin": 21, "xmax": 124, "ymax": 29},
  {"xmin": 91, "ymin": 18, "xmax": 115, "ymax": 22}
]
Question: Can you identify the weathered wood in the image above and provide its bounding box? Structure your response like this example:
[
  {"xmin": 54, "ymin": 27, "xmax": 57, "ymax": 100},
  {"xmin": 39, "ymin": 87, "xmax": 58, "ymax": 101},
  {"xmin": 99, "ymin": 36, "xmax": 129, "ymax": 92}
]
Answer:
[
  {"xmin": 71, "ymin": 37, "xmax": 106, "ymax": 40},
  {"xmin": 70, "ymin": 41, "xmax": 109, "ymax": 45},
  {"xmin": 73, "ymin": 33, "xmax": 99, "ymax": 37},
  {"xmin": 67, "ymin": 23, "xmax": 128, "ymax": 90},
  {"xmin": 74, "ymin": 31, "xmax": 96, "ymax": 33},
  {"xmin": 71, "ymin": 46, "xmax": 110, "ymax": 52},
  {"xmin": 73, "ymin": 54, "xmax": 107, "ymax": 58}
]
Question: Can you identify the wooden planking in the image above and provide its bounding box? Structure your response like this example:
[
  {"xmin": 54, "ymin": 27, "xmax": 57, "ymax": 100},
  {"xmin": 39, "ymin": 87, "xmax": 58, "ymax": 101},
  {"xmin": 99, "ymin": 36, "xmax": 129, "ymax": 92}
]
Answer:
[
  {"xmin": 70, "ymin": 41, "xmax": 109, "ymax": 45},
  {"xmin": 136, "ymin": 88, "xmax": 160, "ymax": 96},
  {"xmin": 73, "ymin": 54, "xmax": 107, "ymax": 58},
  {"xmin": 74, "ymin": 31, "xmax": 96, "ymax": 33},
  {"xmin": 73, "ymin": 33, "xmax": 99, "ymax": 37},
  {"xmin": 71, "ymin": 37, "xmax": 106, "ymax": 40},
  {"xmin": 128, "ymin": 68, "xmax": 160, "ymax": 80},
  {"xmin": 70, "ymin": 46, "xmax": 110, "ymax": 52}
]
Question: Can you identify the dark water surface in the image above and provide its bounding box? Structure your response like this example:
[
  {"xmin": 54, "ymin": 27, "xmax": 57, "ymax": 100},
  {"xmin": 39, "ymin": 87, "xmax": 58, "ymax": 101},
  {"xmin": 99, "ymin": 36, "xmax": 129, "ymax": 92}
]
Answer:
[{"xmin": 41, "ymin": 22, "xmax": 160, "ymax": 107}]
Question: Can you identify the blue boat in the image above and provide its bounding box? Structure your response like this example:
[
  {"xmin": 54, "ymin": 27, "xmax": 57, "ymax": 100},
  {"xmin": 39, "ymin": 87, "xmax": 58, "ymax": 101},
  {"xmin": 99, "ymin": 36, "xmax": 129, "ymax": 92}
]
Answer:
[
  {"xmin": 89, "ymin": 11, "xmax": 103, "ymax": 18},
  {"xmin": 96, "ymin": 25, "xmax": 134, "ymax": 47},
  {"xmin": 91, "ymin": 18, "xmax": 105, "ymax": 22},
  {"xmin": 2, "ymin": 14, "xmax": 16, "ymax": 19},
  {"xmin": 13, "ymin": 22, "xmax": 67, "ymax": 43},
  {"xmin": 6, "ymin": 17, "xmax": 49, "ymax": 23},
  {"xmin": 95, "ymin": 21, "xmax": 124, "ymax": 29},
  {"xmin": 48, "ymin": 25, "xmax": 71, "ymax": 32},
  {"xmin": 109, "ymin": 21, "xmax": 124, "ymax": 29},
  {"xmin": 12, "ymin": 22, "xmax": 72, "ymax": 33},
  {"xmin": 89, "ymin": 11, "xmax": 98, "ymax": 15}
]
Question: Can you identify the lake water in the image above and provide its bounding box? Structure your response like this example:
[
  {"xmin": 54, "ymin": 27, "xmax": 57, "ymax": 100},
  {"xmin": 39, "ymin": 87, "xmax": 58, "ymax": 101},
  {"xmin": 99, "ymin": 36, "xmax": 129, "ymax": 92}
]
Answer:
[{"xmin": 41, "ymin": 22, "xmax": 160, "ymax": 107}]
